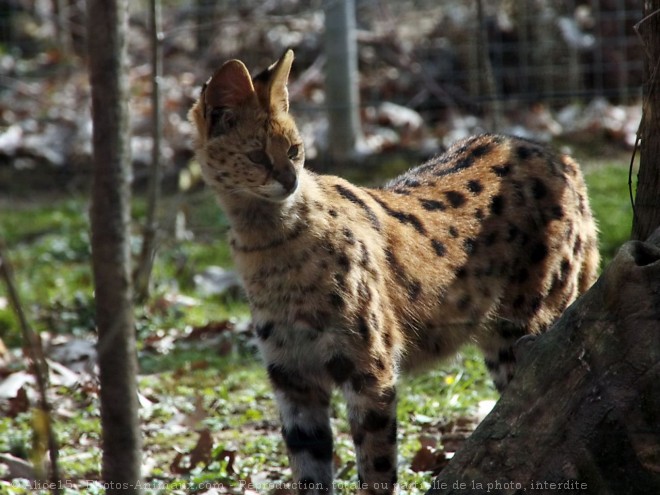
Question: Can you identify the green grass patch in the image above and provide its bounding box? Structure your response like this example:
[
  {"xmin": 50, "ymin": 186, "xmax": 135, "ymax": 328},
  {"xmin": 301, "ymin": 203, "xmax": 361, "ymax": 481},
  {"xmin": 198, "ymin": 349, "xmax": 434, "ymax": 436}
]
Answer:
[
  {"xmin": 0, "ymin": 155, "xmax": 635, "ymax": 494},
  {"xmin": 583, "ymin": 164, "xmax": 633, "ymax": 267}
]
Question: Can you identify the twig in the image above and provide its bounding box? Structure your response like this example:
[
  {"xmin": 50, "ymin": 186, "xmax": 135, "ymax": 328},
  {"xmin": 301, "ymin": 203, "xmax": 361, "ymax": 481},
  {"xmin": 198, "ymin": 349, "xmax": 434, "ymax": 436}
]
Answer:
[
  {"xmin": 0, "ymin": 241, "xmax": 60, "ymax": 494},
  {"xmin": 134, "ymin": 0, "xmax": 164, "ymax": 303},
  {"xmin": 630, "ymin": 7, "xmax": 660, "ymax": 237}
]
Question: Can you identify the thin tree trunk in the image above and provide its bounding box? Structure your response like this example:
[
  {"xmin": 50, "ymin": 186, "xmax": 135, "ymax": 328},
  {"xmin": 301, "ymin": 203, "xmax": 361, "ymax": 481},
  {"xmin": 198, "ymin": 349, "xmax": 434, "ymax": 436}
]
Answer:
[
  {"xmin": 134, "ymin": 0, "xmax": 163, "ymax": 303},
  {"xmin": 196, "ymin": 0, "xmax": 215, "ymax": 52},
  {"xmin": 476, "ymin": 0, "xmax": 503, "ymax": 131},
  {"xmin": 87, "ymin": 0, "xmax": 142, "ymax": 492},
  {"xmin": 632, "ymin": 2, "xmax": 660, "ymax": 240}
]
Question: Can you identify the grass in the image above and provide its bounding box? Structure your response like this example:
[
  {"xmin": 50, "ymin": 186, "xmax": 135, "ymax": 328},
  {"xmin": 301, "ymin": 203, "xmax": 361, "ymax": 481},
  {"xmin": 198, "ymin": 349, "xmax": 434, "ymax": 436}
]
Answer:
[
  {"xmin": 583, "ymin": 163, "xmax": 634, "ymax": 266},
  {"xmin": 0, "ymin": 156, "xmax": 634, "ymax": 494}
]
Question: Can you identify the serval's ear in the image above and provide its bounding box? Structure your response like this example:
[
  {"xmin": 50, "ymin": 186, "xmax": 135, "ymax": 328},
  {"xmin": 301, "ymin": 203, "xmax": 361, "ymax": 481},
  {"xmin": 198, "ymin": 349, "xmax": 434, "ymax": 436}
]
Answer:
[
  {"xmin": 203, "ymin": 59, "xmax": 255, "ymax": 136},
  {"xmin": 205, "ymin": 59, "xmax": 255, "ymax": 108},
  {"xmin": 253, "ymin": 49, "xmax": 294, "ymax": 115}
]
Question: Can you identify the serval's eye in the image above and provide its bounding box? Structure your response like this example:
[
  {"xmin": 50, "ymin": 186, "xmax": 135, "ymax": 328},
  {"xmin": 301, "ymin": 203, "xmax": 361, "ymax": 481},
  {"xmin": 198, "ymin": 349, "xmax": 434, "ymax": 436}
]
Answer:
[
  {"xmin": 287, "ymin": 144, "xmax": 300, "ymax": 160},
  {"xmin": 247, "ymin": 150, "xmax": 271, "ymax": 166}
]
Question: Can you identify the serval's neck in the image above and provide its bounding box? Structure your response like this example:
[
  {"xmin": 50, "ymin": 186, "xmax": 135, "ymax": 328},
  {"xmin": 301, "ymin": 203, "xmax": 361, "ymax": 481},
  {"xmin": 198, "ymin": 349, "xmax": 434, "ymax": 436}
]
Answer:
[{"xmin": 220, "ymin": 176, "xmax": 311, "ymax": 253}]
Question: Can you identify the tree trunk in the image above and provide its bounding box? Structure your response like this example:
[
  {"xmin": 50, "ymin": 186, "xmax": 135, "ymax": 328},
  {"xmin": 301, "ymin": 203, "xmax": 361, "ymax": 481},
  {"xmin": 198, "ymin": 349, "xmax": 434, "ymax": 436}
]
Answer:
[
  {"xmin": 323, "ymin": 0, "xmax": 365, "ymax": 160},
  {"xmin": 632, "ymin": 1, "xmax": 660, "ymax": 240},
  {"xmin": 426, "ymin": 228, "xmax": 660, "ymax": 495},
  {"xmin": 87, "ymin": 0, "xmax": 142, "ymax": 492}
]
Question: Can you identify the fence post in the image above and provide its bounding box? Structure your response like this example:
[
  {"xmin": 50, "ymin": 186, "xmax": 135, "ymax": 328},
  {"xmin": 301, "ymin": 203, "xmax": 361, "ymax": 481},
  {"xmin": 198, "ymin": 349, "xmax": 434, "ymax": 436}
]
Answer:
[{"xmin": 324, "ymin": 0, "xmax": 365, "ymax": 160}]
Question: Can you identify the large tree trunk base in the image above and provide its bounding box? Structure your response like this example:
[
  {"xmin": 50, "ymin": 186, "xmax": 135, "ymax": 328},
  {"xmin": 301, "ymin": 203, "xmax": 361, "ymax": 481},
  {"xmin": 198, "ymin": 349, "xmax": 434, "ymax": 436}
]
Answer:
[{"xmin": 426, "ymin": 228, "xmax": 660, "ymax": 494}]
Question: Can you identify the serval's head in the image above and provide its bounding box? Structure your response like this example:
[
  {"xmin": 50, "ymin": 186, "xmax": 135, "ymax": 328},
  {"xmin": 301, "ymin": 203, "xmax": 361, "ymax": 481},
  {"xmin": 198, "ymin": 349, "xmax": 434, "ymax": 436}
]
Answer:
[{"xmin": 189, "ymin": 49, "xmax": 303, "ymax": 202}]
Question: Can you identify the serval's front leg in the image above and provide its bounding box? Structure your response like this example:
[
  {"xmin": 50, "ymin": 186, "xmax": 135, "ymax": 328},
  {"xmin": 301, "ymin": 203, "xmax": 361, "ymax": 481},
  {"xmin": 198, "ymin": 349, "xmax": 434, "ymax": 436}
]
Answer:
[
  {"xmin": 267, "ymin": 362, "xmax": 334, "ymax": 494},
  {"xmin": 343, "ymin": 364, "xmax": 399, "ymax": 495}
]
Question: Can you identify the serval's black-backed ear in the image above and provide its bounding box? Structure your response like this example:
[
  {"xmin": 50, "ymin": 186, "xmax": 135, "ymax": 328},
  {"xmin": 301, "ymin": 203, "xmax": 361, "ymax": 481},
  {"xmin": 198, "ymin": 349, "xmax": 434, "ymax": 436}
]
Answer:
[
  {"xmin": 203, "ymin": 59, "xmax": 255, "ymax": 136},
  {"xmin": 205, "ymin": 59, "xmax": 255, "ymax": 109},
  {"xmin": 253, "ymin": 49, "xmax": 294, "ymax": 115}
]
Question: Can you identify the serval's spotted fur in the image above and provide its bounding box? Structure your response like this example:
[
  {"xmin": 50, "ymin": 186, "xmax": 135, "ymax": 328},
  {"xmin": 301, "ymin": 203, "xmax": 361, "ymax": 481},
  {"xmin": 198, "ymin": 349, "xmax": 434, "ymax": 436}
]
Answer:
[{"xmin": 189, "ymin": 50, "xmax": 599, "ymax": 494}]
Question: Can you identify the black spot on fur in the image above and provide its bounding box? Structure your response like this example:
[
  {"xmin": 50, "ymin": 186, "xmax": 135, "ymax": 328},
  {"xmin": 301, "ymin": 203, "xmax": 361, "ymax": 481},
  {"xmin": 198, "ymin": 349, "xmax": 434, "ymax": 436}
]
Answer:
[
  {"xmin": 498, "ymin": 323, "xmax": 526, "ymax": 340},
  {"xmin": 457, "ymin": 295, "xmax": 471, "ymax": 311},
  {"xmin": 329, "ymin": 209, "xmax": 338, "ymax": 218},
  {"xmin": 267, "ymin": 364, "xmax": 308, "ymax": 395},
  {"xmin": 430, "ymin": 151, "xmax": 478, "ymax": 178},
  {"xmin": 467, "ymin": 180, "xmax": 483, "ymax": 195},
  {"xmin": 342, "ymin": 227, "xmax": 356, "ymax": 244},
  {"xmin": 337, "ymin": 252, "xmax": 351, "ymax": 271},
  {"xmin": 357, "ymin": 280, "xmax": 372, "ymax": 303},
  {"xmin": 445, "ymin": 190, "xmax": 467, "ymax": 208},
  {"xmin": 386, "ymin": 247, "xmax": 420, "ymax": 301},
  {"xmin": 352, "ymin": 372, "xmax": 378, "ymax": 393},
  {"xmin": 560, "ymin": 258, "xmax": 571, "ymax": 276},
  {"xmin": 330, "ymin": 290, "xmax": 344, "ymax": 308},
  {"xmin": 498, "ymin": 347, "xmax": 516, "ymax": 364},
  {"xmin": 449, "ymin": 226, "xmax": 459, "ymax": 238},
  {"xmin": 515, "ymin": 268, "xmax": 529, "ymax": 283},
  {"xmin": 484, "ymin": 359, "xmax": 498, "ymax": 371},
  {"xmin": 455, "ymin": 266, "xmax": 468, "ymax": 279},
  {"xmin": 326, "ymin": 355, "xmax": 355, "ymax": 384},
  {"xmin": 507, "ymin": 224, "xmax": 520, "ymax": 243},
  {"xmin": 256, "ymin": 321, "xmax": 274, "ymax": 340},
  {"xmin": 456, "ymin": 155, "xmax": 475, "ymax": 170},
  {"xmin": 513, "ymin": 295, "xmax": 526, "ymax": 309},
  {"xmin": 517, "ymin": 145, "xmax": 533, "ymax": 160},
  {"xmin": 373, "ymin": 456, "xmax": 393, "ymax": 473},
  {"xmin": 283, "ymin": 425, "xmax": 333, "ymax": 461},
  {"xmin": 550, "ymin": 205, "xmax": 564, "ymax": 219},
  {"xmin": 370, "ymin": 194, "xmax": 427, "ymax": 235},
  {"xmin": 420, "ymin": 198, "xmax": 447, "ymax": 211},
  {"xmin": 352, "ymin": 430, "xmax": 365, "ymax": 446},
  {"xmin": 383, "ymin": 329, "xmax": 393, "ymax": 348},
  {"xmin": 358, "ymin": 242, "xmax": 371, "ymax": 268},
  {"xmin": 532, "ymin": 178, "xmax": 548, "ymax": 199},
  {"xmin": 464, "ymin": 238, "xmax": 477, "ymax": 255},
  {"xmin": 491, "ymin": 164, "xmax": 511, "ymax": 177},
  {"xmin": 573, "ymin": 236, "xmax": 583, "ymax": 255},
  {"xmin": 403, "ymin": 177, "xmax": 421, "ymax": 188},
  {"xmin": 363, "ymin": 410, "xmax": 390, "ymax": 432},
  {"xmin": 475, "ymin": 208, "xmax": 485, "ymax": 221},
  {"xmin": 431, "ymin": 239, "xmax": 446, "ymax": 257},
  {"xmin": 530, "ymin": 242, "xmax": 548, "ymax": 264},
  {"xmin": 471, "ymin": 142, "xmax": 492, "ymax": 157},
  {"xmin": 387, "ymin": 422, "xmax": 397, "ymax": 444},
  {"xmin": 484, "ymin": 231, "xmax": 498, "ymax": 246},
  {"xmin": 408, "ymin": 280, "xmax": 422, "ymax": 301},
  {"xmin": 490, "ymin": 195, "xmax": 505, "ymax": 215},
  {"xmin": 334, "ymin": 184, "xmax": 381, "ymax": 231},
  {"xmin": 357, "ymin": 315, "xmax": 371, "ymax": 339}
]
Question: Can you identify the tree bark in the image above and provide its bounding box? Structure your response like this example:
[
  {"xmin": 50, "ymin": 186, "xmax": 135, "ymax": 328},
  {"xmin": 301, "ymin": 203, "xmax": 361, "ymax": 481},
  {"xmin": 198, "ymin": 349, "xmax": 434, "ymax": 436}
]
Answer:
[
  {"xmin": 87, "ymin": 0, "xmax": 142, "ymax": 492},
  {"xmin": 426, "ymin": 228, "xmax": 660, "ymax": 495},
  {"xmin": 632, "ymin": 2, "xmax": 660, "ymax": 240}
]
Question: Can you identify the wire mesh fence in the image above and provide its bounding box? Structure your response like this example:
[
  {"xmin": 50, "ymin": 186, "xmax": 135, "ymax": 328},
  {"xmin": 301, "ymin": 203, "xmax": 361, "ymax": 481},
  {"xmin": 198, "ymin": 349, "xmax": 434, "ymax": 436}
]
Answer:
[{"xmin": 0, "ymin": 0, "xmax": 645, "ymax": 183}]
